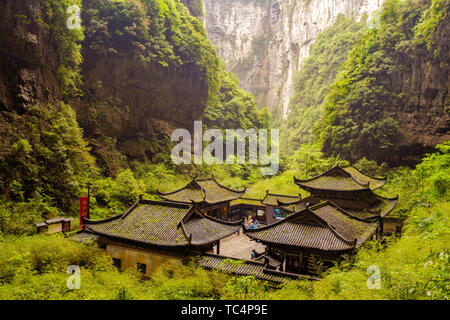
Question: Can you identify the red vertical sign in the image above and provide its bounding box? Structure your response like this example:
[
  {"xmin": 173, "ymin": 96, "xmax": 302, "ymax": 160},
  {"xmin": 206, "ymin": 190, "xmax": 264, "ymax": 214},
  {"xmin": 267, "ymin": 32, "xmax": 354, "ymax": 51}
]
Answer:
[{"xmin": 79, "ymin": 197, "xmax": 89, "ymax": 230}]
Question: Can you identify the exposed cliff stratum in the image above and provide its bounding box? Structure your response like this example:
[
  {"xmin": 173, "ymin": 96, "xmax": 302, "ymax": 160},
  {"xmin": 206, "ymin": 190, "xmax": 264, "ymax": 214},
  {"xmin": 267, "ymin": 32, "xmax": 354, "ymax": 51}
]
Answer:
[{"xmin": 203, "ymin": 0, "xmax": 384, "ymax": 118}]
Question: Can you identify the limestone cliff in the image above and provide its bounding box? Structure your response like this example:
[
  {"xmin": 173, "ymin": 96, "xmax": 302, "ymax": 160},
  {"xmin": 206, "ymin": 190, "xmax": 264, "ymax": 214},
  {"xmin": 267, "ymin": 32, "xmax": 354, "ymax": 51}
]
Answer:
[
  {"xmin": 203, "ymin": 0, "xmax": 383, "ymax": 118},
  {"xmin": 0, "ymin": 0, "xmax": 61, "ymax": 113}
]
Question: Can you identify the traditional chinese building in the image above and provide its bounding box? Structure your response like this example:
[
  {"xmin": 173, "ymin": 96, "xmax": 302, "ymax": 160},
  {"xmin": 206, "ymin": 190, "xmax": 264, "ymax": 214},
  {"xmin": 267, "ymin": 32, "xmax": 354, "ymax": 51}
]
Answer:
[
  {"xmin": 244, "ymin": 201, "xmax": 379, "ymax": 275},
  {"xmin": 290, "ymin": 165, "xmax": 399, "ymax": 235},
  {"xmin": 73, "ymin": 198, "xmax": 241, "ymax": 277},
  {"xmin": 261, "ymin": 191, "xmax": 301, "ymax": 225},
  {"xmin": 228, "ymin": 191, "xmax": 301, "ymax": 224},
  {"xmin": 157, "ymin": 177, "xmax": 245, "ymax": 221},
  {"xmin": 229, "ymin": 197, "xmax": 266, "ymax": 222}
]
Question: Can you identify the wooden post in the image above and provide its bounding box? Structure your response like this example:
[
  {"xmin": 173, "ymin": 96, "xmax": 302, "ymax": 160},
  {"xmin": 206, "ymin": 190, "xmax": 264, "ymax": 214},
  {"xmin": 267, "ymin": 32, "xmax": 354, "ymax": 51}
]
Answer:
[
  {"xmin": 216, "ymin": 240, "xmax": 220, "ymax": 255},
  {"xmin": 281, "ymin": 254, "xmax": 287, "ymax": 272}
]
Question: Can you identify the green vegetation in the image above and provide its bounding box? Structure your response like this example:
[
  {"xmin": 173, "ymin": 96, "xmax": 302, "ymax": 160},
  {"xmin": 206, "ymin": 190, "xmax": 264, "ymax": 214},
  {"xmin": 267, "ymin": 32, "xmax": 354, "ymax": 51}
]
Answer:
[
  {"xmin": 0, "ymin": 0, "xmax": 269, "ymax": 227},
  {"xmin": 204, "ymin": 68, "xmax": 271, "ymax": 130},
  {"xmin": 315, "ymin": 0, "xmax": 447, "ymax": 163},
  {"xmin": 0, "ymin": 143, "xmax": 448, "ymax": 299},
  {"xmin": 180, "ymin": 0, "xmax": 205, "ymax": 20},
  {"xmin": 0, "ymin": 103, "xmax": 96, "ymax": 213},
  {"xmin": 282, "ymin": 14, "xmax": 367, "ymax": 154},
  {"xmin": 82, "ymin": 0, "xmax": 266, "ymax": 132},
  {"xmin": 46, "ymin": 0, "xmax": 84, "ymax": 97},
  {"xmin": 0, "ymin": 0, "xmax": 448, "ymax": 301}
]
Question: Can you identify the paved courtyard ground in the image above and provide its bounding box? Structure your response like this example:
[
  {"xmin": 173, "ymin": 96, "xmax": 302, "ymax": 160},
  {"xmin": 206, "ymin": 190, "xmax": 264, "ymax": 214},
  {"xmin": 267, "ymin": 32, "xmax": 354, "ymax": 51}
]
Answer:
[{"xmin": 208, "ymin": 228, "xmax": 266, "ymax": 260}]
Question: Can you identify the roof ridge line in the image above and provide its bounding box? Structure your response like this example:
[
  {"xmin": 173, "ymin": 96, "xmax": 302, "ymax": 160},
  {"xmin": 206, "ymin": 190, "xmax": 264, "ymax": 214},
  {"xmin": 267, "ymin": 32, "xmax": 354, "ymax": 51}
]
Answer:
[
  {"xmin": 277, "ymin": 195, "xmax": 316, "ymax": 206},
  {"xmin": 240, "ymin": 197, "xmax": 264, "ymax": 201},
  {"xmin": 293, "ymin": 164, "xmax": 343, "ymax": 183},
  {"xmin": 307, "ymin": 202, "xmax": 372, "ymax": 246},
  {"xmin": 140, "ymin": 199, "xmax": 191, "ymax": 208},
  {"xmin": 266, "ymin": 192, "xmax": 300, "ymax": 198},
  {"xmin": 315, "ymin": 200, "xmax": 380, "ymax": 223},
  {"xmin": 348, "ymin": 174, "xmax": 371, "ymax": 188},
  {"xmin": 194, "ymin": 207, "xmax": 243, "ymax": 226},
  {"xmin": 211, "ymin": 176, "xmax": 247, "ymax": 194},
  {"xmin": 346, "ymin": 165, "xmax": 387, "ymax": 181},
  {"xmin": 374, "ymin": 193, "xmax": 400, "ymax": 201},
  {"xmin": 178, "ymin": 220, "xmax": 192, "ymax": 244}
]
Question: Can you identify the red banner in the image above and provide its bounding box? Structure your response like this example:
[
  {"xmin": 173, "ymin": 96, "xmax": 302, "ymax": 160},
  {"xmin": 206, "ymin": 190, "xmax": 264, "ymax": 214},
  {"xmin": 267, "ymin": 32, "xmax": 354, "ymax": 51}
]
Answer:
[{"xmin": 79, "ymin": 197, "xmax": 89, "ymax": 230}]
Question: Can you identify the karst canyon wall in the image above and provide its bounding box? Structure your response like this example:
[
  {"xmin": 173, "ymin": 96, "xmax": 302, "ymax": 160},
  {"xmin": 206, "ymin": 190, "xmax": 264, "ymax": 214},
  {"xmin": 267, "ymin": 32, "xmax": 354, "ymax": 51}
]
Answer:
[{"xmin": 203, "ymin": 0, "xmax": 384, "ymax": 118}]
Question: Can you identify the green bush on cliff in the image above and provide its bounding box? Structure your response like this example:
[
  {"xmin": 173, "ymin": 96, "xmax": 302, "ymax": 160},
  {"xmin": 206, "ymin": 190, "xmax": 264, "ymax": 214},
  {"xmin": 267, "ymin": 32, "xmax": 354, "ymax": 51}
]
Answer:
[
  {"xmin": 282, "ymin": 14, "xmax": 367, "ymax": 154},
  {"xmin": 204, "ymin": 69, "xmax": 270, "ymax": 130},
  {"xmin": 0, "ymin": 103, "xmax": 96, "ymax": 214},
  {"xmin": 315, "ymin": 0, "xmax": 447, "ymax": 163},
  {"xmin": 45, "ymin": 0, "xmax": 84, "ymax": 97}
]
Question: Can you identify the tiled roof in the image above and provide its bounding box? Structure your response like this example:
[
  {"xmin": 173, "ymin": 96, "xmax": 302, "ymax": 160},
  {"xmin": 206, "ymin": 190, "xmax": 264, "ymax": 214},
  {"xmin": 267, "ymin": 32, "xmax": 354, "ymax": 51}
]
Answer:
[
  {"xmin": 294, "ymin": 165, "xmax": 386, "ymax": 192},
  {"xmin": 83, "ymin": 200, "xmax": 241, "ymax": 247},
  {"xmin": 231, "ymin": 197, "xmax": 264, "ymax": 207},
  {"xmin": 342, "ymin": 195, "xmax": 399, "ymax": 219},
  {"xmin": 262, "ymin": 191, "xmax": 301, "ymax": 206},
  {"xmin": 281, "ymin": 194, "xmax": 398, "ymax": 220},
  {"xmin": 198, "ymin": 254, "xmax": 316, "ymax": 283},
  {"xmin": 278, "ymin": 196, "xmax": 323, "ymax": 212},
  {"xmin": 311, "ymin": 203, "xmax": 378, "ymax": 247},
  {"xmin": 342, "ymin": 166, "xmax": 386, "ymax": 190},
  {"xmin": 245, "ymin": 202, "xmax": 378, "ymax": 251},
  {"xmin": 158, "ymin": 177, "xmax": 245, "ymax": 204}
]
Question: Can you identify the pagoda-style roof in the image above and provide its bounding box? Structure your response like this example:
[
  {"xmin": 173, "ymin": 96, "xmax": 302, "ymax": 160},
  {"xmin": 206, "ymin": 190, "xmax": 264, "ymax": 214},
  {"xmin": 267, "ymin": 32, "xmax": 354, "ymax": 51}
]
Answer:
[
  {"xmin": 294, "ymin": 165, "xmax": 386, "ymax": 192},
  {"xmin": 158, "ymin": 177, "xmax": 245, "ymax": 204},
  {"xmin": 244, "ymin": 201, "xmax": 378, "ymax": 252},
  {"xmin": 261, "ymin": 191, "xmax": 301, "ymax": 206},
  {"xmin": 280, "ymin": 194, "xmax": 398, "ymax": 220},
  {"xmin": 82, "ymin": 199, "xmax": 241, "ymax": 248},
  {"xmin": 231, "ymin": 197, "xmax": 264, "ymax": 207}
]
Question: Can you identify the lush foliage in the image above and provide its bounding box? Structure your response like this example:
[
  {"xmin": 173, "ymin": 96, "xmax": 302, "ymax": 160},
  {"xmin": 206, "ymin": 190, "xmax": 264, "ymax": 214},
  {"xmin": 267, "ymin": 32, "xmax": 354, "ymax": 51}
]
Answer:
[
  {"xmin": 282, "ymin": 14, "xmax": 367, "ymax": 154},
  {"xmin": 204, "ymin": 68, "xmax": 271, "ymax": 131},
  {"xmin": 1, "ymin": 144, "xmax": 448, "ymax": 299},
  {"xmin": 0, "ymin": 1, "xmax": 94, "ymax": 220},
  {"xmin": 0, "ymin": 103, "xmax": 96, "ymax": 212},
  {"xmin": 315, "ymin": 0, "xmax": 447, "ymax": 163},
  {"xmin": 45, "ymin": 0, "xmax": 85, "ymax": 97},
  {"xmin": 268, "ymin": 143, "xmax": 450, "ymax": 299}
]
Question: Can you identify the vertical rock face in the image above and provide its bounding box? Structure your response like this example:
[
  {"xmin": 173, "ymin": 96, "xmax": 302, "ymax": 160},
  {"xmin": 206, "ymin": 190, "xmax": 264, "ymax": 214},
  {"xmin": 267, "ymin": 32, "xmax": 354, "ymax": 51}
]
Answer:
[
  {"xmin": 204, "ymin": 0, "xmax": 383, "ymax": 118},
  {"xmin": 0, "ymin": 0, "xmax": 61, "ymax": 113}
]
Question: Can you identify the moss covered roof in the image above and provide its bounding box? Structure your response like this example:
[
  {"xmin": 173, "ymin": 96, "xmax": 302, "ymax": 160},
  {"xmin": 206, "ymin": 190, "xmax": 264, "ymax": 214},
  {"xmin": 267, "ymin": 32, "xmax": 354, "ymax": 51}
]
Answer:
[
  {"xmin": 83, "ymin": 199, "xmax": 241, "ymax": 247},
  {"xmin": 281, "ymin": 194, "xmax": 398, "ymax": 220},
  {"xmin": 158, "ymin": 177, "xmax": 245, "ymax": 204},
  {"xmin": 294, "ymin": 165, "xmax": 386, "ymax": 192},
  {"xmin": 261, "ymin": 192, "xmax": 301, "ymax": 206},
  {"xmin": 245, "ymin": 201, "xmax": 378, "ymax": 251}
]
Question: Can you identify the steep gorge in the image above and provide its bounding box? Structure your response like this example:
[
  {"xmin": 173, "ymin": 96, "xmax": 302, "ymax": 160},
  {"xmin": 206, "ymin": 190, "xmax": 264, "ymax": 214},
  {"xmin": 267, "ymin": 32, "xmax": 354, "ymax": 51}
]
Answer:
[{"xmin": 202, "ymin": 0, "xmax": 384, "ymax": 118}]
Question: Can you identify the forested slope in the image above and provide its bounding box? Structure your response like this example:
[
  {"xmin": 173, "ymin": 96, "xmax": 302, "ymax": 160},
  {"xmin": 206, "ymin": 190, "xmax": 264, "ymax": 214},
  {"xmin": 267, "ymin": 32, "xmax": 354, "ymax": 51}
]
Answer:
[
  {"xmin": 315, "ymin": 0, "xmax": 449, "ymax": 166},
  {"xmin": 282, "ymin": 15, "xmax": 367, "ymax": 155},
  {"xmin": 0, "ymin": 0, "xmax": 267, "ymax": 221}
]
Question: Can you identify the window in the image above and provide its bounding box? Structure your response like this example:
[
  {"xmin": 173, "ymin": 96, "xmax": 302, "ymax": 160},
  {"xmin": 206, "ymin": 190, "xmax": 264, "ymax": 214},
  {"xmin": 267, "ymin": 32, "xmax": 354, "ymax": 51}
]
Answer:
[
  {"xmin": 273, "ymin": 208, "xmax": 286, "ymax": 219},
  {"xmin": 112, "ymin": 258, "xmax": 121, "ymax": 270},
  {"xmin": 137, "ymin": 263, "xmax": 147, "ymax": 274}
]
